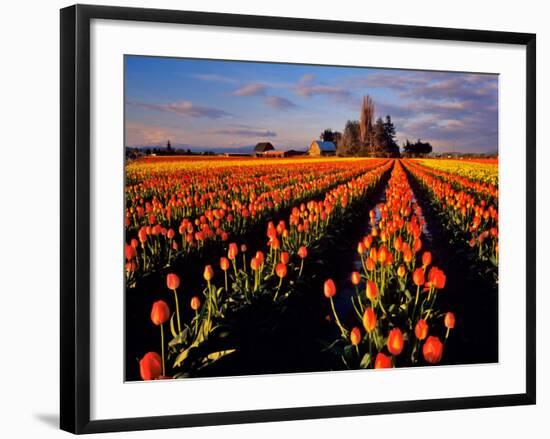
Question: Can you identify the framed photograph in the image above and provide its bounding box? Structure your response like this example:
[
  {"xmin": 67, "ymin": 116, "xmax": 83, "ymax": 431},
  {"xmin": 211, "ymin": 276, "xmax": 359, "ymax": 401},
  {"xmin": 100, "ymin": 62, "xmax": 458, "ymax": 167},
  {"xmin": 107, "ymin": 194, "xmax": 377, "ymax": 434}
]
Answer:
[{"xmin": 60, "ymin": 4, "xmax": 536, "ymax": 434}]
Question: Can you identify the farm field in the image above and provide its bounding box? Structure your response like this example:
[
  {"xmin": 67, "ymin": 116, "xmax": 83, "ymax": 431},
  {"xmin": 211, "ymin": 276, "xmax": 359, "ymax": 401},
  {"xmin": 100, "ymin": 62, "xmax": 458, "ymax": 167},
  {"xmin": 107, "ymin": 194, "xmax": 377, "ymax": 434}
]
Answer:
[{"xmin": 125, "ymin": 156, "xmax": 498, "ymax": 381}]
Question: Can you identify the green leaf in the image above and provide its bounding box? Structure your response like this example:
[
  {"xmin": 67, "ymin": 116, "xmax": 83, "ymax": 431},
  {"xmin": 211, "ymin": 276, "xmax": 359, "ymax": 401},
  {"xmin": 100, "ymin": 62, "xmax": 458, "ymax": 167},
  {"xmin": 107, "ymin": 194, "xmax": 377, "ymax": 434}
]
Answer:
[{"xmin": 360, "ymin": 353, "xmax": 371, "ymax": 369}]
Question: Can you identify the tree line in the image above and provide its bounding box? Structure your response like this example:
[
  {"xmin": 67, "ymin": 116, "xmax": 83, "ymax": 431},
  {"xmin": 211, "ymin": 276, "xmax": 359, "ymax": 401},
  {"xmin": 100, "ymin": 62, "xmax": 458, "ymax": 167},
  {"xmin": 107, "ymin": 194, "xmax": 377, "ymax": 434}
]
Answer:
[{"xmin": 320, "ymin": 95, "xmax": 433, "ymax": 157}]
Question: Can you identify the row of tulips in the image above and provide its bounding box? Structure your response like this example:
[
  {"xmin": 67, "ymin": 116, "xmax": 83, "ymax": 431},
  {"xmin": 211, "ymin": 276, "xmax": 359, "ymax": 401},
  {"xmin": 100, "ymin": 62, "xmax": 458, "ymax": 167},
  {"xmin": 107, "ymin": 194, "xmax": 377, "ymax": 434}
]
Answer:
[
  {"xmin": 412, "ymin": 159, "xmax": 498, "ymax": 203},
  {"xmin": 137, "ymin": 160, "xmax": 394, "ymax": 380},
  {"xmin": 402, "ymin": 159, "xmax": 498, "ymax": 268},
  {"xmin": 125, "ymin": 159, "xmax": 386, "ymax": 283},
  {"xmin": 325, "ymin": 160, "xmax": 455, "ymax": 369}
]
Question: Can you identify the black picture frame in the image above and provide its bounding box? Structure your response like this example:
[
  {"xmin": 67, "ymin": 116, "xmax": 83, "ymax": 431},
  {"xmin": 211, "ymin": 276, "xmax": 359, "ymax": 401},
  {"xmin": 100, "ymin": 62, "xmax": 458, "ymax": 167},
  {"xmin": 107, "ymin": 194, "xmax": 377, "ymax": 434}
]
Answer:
[{"xmin": 60, "ymin": 4, "xmax": 536, "ymax": 434}]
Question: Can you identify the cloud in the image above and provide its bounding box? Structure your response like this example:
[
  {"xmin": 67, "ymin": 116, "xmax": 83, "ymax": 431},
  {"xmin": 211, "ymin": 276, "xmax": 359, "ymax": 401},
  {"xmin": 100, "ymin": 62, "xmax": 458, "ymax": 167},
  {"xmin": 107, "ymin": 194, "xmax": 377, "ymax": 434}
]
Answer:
[
  {"xmin": 264, "ymin": 95, "xmax": 297, "ymax": 110},
  {"xmin": 210, "ymin": 125, "xmax": 277, "ymax": 138},
  {"xmin": 294, "ymin": 74, "xmax": 351, "ymax": 100},
  {"xmin": 127, "ymin": 100, "xmax": 230, "ymax": 119},
  {"xmin": 125, "ymin": 122, "xmax": 184, "ymax": 146},
  {"xmin": 232, "ymin": 82, "xmax": 268, "ymax": 96},
  {"xmin": 191, "ymin": 73, "xmax": 238, "ymax": 84}
]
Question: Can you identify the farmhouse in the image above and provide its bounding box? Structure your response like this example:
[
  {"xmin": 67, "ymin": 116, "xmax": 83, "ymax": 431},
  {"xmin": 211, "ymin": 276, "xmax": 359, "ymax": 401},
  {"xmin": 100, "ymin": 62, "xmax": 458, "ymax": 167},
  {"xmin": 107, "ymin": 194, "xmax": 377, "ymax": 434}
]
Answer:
[
  {"xmin": 308, "ymin": 140, "xmax": 336, "ymax": 156},
  {"xmin": 254, "ymin": 142, "xmax": 275, "ymax": 156}
]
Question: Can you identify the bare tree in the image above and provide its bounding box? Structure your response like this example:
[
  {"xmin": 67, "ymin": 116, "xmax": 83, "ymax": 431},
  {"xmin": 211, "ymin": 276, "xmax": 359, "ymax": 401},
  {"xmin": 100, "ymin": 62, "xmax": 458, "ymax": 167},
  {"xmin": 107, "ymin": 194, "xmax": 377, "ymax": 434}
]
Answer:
[{"xmin": 359, "ymin": 95, "xmax": 375, "ymax": 151}]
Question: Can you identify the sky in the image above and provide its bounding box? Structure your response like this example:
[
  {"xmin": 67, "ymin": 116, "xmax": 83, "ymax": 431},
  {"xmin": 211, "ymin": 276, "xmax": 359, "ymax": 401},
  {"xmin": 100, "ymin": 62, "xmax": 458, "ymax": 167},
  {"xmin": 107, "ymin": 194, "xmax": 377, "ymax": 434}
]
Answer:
[{"xmin": 125, "ymin": 56, "xmax": 498, "ymax": 153}]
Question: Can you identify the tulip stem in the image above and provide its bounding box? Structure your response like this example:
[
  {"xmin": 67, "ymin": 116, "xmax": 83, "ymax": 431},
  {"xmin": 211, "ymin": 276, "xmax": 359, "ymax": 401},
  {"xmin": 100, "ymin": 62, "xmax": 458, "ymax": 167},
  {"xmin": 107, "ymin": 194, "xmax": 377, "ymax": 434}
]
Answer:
[
  {"xmin": 330, "ymin": 297, "xmax": 347, "ymax": 338},
  {"xmin": 273, "ymin": 277, "xmax": 283, "ymax": 302},
  {"xmin": 172, "ymin": 289, "xmax": 181, "ymax": 333},
  {"xmin": 298, "ymin": 259, "xmax": 304, "ymax": 278}
]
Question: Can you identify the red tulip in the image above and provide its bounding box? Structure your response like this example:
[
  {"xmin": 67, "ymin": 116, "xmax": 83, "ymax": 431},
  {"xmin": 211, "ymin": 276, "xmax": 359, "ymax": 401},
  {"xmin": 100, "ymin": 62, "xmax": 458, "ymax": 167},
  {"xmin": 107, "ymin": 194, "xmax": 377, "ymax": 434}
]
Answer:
[
  {"xmin": 387, "ymin": 328, "xmax": 404, "ymax": 355},
  {"xmin": 423, "ymin": 336, "xmax": 444, "ymax": 364},
  {"xmin": 415, "ymin": 319, "xmax": 429, "ymax": 340},
  {"xmin": 350, "ymin": 327, "xmax": 362, "ymax": 346},
  {"xmin": 374, "ymin": 352, "xmax": 392, "ymax": 369},
  {"xmin": 323, "ymin": 279, "xmax": 336, "ymax": 298},
  {"xmin": 166, "ymin": 273, "xmax": 180, "ymax": 290},
  {"xmin": 150, "ymin": 300, "xmax": 170, "ymax": 326},
  {"xmin": 362, "ymin": 307, "xmax": 377, "ymax": 332},
  {"xmin": 298, "ymin": 246, "xmax": 308, "ymax": 259},
  {"xmin": 366, "ymin": 257, "xmax": 376, "ymax": 271},
  {"xmin": 139, "ymin": 352, "xmax": 162, "ymax": 381},
  {"xmin": 125, "ymin": 243, "xmax": 137, "ymax": 261}
]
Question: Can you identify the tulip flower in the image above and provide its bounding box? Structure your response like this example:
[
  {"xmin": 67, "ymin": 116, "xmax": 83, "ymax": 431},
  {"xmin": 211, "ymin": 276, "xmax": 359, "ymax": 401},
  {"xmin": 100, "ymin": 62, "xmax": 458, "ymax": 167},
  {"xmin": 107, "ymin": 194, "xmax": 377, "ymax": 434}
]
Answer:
[
  {"xmin": 423, "ymin": 336, "xmax": 444, "ymax": 364},
  {"xmin": 444, "ymin": 311, "xmax": 455, "ymax": 339},
  {"xmin": 150, "ymin": 300, "xmax": 170, "ymax": 376},
  {"xmin": 324, "ymin": 279, "xmax": 346, "ymax": 337},
  {"xmin": 280, "ymin": 252, "xmax": 290, "ymax": 265},
  {"xmin": 351, "ymin": 271, "xmax": 361, "ymax": 286},
  {"xmin": 387, "ymin": 328, "xmax": 404, "ymax": 356},
  {"xmin": 374, "ymin": 352, "xmax": 392, "ymax": 369},
  {"xmin": 362, "ymin": 307, "xmax": 377, "ymax": 333},
  {"xmin": 412, "ymin": 268, "xmax": 425, "ymax": 286},
  {"xmin": 273, "ymin": 263, "xmax": 288, "ymax": 302},
  {"xmin": 139, "ymin": 352, "xmax": 162, "ymax": 381},
  {"xmin": 166, "ymin": 273, "xmax": 181, "ymax": 333},
  {"xmin": 203, "ymin": 265, "xmax": 214, "ymax": 282},
  {"xmin": 220, "ymin": 257, "xmax": 230, "ymax": 291},
  {"xmin": 366, "ymin": 280, "xmax": 378, "ymax": 301},
  {"xmin": 414, "ymin": 319, "xmax": 429, "ymax": 340},
  {"xmin": 422, "ymin": 251, "xmax": 432, "ymax": 267},
  {"xmin": 397, "ymin": 265, "xmax": 406, "ymax": 278},
  {"xmin": 350, "ymin": 327, "xmax": 362, "ymax": 346},
  {"xmin": 190, "ymin": 296, "xmax": 201, "ymax": 311},
  {"xmin": 228, "ymin": 242, "xmax": 239, "ymax": 260}
]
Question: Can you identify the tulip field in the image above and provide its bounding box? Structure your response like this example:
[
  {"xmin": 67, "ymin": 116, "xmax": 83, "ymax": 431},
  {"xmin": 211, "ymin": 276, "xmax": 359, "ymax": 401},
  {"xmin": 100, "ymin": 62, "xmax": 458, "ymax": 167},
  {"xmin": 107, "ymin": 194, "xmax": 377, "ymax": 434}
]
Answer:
[{"xmin": 125, "ymin": 156, "xmax": 498, "ymax": 381}]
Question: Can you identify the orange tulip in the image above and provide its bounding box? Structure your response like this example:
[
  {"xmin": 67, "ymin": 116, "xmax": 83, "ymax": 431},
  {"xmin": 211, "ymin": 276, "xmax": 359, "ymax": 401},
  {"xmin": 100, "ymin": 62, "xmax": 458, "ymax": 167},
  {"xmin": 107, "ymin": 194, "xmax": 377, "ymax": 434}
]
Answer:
[
  {"xmin": 374, "ymin": 352, "xmax": 392, "ymax": 369},
  {"xmin": 387, "ymin": 328, "xmax": 404, "ymax": 355},
  {"xmin": 275, "ymin": 263, "xmax": 287, "ymax": 278},
  {"xmin": 414, "ymin": 319, "xmax": 429, "ymax": 340},
  {"xmin": 428, "ymin": 267, "xmax": 447, "ymax": 289},
  {"xmin": 422, "ymin": 251, "xmax": 432, "ymax": 267},
  {"xmin": 324, "ymin": 279, "xmax": 336, "ymax": 298},
  {"xmin": 403, "ymin": 248, "xmax": 413, "ymax": 263},
  {"xmin": 350, "ymin": 327, "xmax": 362, "ymax": 346},
  {"xmin": 298, "ymin": 246, "xmax": 308, "ymax": 259},
  {"xmin": 220, "ymin": 257, "xmax": 230, "ymax": 271},
  {"xmin": 228, "ymin": 242, "xmax": 239, "ymax": 260},
  {"xmin": 139, "ymin": 352, "xmax": 162, "ymax": 381},
  {"xmin": 366, "ymin": 257, "xmax": 376, "ymax": 271},
  {"xmin": 366, "ymin": 280, "xmax": 378, "ymax": 300},
  {"xmin": 397, "ymin": 265, "xmax": 406, "ymax": 278},
  {"xmin": 280, "ymin": 252, "xmax": 290, "ymax": 265},
  {"xmin": 250, "ymin": 257, "xmax": 261, "ymax": 271},
  {"xmin": 444, "ymin": 312, "xmax": 456, "ymax": 329},
  {"xmin": 423, "ymin": 336, "xmax": 444, "ymax": 364},
  {"xmin": 378, "ymin": 246, "xmax": 389, "ymax": 265},
  {"xmin": 357, "ymin": 242, "xmax": 367, "ymax": 255},
  {"xmin": 150, "ymin": 300, "xmax": 170, "ymax": 326},
  {"xmin": 362, "ymin": 307, "xmax": 377, "ymax": 332},
  {"xmin": 166, "ymin": 273, "xmax": 180, "ymax": 290},
  {"xmin": 190, "ymin": 296, "xmax": 201, "ymax": 311},
  {"xmin": 351, "ymin": 271, "xmax": 361, "ymax": 286},
  {"xmin": 203, "ymin": 265, "xmax": 214, "ymax": 281},
  {"xmin": 412, "ymin": 268, "xmax": 425, "ymax": 286}
]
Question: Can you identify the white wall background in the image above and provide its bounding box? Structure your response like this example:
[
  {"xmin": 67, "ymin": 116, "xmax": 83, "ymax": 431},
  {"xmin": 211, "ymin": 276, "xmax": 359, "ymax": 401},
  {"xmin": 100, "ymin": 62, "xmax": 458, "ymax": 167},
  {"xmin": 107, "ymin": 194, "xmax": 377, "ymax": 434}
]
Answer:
[{"xmin": 0, "ymin": 0, "xmax": 546, "ymax": 437}]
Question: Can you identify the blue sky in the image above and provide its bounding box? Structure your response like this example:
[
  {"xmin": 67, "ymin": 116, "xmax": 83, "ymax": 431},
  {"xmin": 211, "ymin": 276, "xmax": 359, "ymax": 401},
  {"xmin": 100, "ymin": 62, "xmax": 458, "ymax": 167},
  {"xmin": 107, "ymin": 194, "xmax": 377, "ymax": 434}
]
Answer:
[{"xmin": 125, "ymin": 56, "xmax": 498, "ymax": 153}]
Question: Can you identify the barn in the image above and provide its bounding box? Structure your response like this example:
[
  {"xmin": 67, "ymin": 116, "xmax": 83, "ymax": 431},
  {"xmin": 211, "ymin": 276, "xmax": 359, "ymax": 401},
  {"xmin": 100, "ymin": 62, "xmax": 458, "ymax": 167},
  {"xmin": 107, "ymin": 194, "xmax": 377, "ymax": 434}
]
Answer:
[
  {"xmin": 308, "ymin": 140, "xmax": 336, "ymax": 156},
  {"xmin": 254, "ymin": 142, "xmax": 275, "ymax": 156}
]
